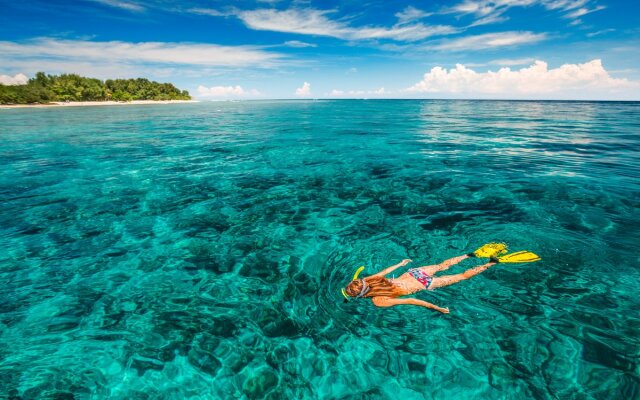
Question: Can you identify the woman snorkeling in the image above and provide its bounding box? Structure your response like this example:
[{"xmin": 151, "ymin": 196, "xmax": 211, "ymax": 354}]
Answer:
[{"xmin": 342, "ymin": 243, "xmax": 540, "ymax": 314}]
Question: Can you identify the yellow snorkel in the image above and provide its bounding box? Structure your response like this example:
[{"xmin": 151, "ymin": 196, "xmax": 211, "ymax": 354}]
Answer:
[{"xmin": 341, "ymin": 266, "xmax": 365, "ymax": 301}]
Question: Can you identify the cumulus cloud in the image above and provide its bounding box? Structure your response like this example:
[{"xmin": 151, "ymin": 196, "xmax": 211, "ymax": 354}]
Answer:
[
  {"xmin": 237, "ymin": 8, "xmax": 458, "ymax": 42},
  {"xmin": 431, "ymin": 31, "xmax": 546, "ymax": 51},
  {"xmin": 197, "ymin": 85, "xmax": 260, "ymax": 98},
  {"xmin": 406, "ymin": 59, "xmax": 640, "ymax": 100},
  {"xmin": 0, "ymin": 38, "xmax": 283, "ymax": 69},
  {"xmin": 295, "ymin": 82, "xmax": 311, "ymax": 96},
  {"xmin": 0, "ymin": 73, "xmax": 28, "ymax": 85}
]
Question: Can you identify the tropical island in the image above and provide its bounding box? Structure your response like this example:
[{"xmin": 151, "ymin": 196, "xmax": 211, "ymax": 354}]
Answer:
[{"xmin": 0, "ymin": 72, "xmax": 191, "ymax": 105}]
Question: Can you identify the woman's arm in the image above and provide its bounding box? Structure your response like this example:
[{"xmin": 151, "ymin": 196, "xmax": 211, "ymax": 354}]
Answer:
[
  {"xmin": 369, "ymin": 259, "xmax": 412, "ymax": 278},
  {"xmin": 371, "ymin": 296, "xmax": 450, "ymax": 314}
]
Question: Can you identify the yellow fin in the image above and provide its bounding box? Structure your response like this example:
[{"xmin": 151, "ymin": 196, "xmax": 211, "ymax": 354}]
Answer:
[
  {"xmin": 497, "ymin": 251, "xmax": 541, "ymax": 263},
  {"xmin": 473, "ymin": 243, "xmax": 508, "ymax": 258}
]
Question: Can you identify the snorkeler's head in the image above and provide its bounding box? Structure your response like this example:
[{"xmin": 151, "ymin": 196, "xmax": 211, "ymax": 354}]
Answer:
[
  {"xmin": 345, "ymin": 279, "xmax": 369, "ymax": 298},
  {"xmin": 343, "ymin": 277, "xmax": 405, "ymax": 301}
]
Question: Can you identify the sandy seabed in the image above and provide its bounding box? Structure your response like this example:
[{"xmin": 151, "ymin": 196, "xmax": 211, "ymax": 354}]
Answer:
[{"xmin": 0, "ymin": 100, "xmax": 199, "ymax": 109}]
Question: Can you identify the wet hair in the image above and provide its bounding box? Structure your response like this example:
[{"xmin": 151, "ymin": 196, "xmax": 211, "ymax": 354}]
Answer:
[
  {"xmin": 345, "ymin": 279, "xmax": 365, "ymax": 297},
  {"xmin": 345, "ymin": 277, "xmax": 405, "ymax": 298}
]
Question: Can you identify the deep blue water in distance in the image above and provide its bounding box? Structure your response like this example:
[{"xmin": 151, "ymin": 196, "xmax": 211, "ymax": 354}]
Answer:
[{"xmin": 1, "ymin": 100, "xmax": 639, "ymax": 399}]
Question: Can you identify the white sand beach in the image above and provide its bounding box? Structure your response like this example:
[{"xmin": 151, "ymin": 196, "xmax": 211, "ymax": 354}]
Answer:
[{"xmin": 0, "ymin": 100, "xmax": 199, "ymax": 109}]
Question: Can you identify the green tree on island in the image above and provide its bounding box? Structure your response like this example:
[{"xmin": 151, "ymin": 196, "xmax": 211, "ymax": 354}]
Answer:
[{"xmin": 0, "ymin": 72, "xmax": 191, "ymax": 104}]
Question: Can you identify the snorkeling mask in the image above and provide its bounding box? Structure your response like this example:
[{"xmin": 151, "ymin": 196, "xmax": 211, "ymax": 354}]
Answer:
[{"xmin": 341, "ymin": 266, "xmax": 367, "ymax": 302}]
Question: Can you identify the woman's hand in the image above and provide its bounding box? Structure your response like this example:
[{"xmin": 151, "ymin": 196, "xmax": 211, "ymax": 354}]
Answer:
[
  {"xmin": 438, "ymin": 307, "xmax": 450, "ymax": 314},
  {"xmin": 400, "ymin": 259, "xmax": 413, "ymax": 266}
]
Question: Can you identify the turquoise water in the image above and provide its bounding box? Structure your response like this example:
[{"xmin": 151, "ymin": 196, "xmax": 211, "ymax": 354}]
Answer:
[{"xmin": 1, "ymin": 100, "xmax": 639, "ymax": 399}]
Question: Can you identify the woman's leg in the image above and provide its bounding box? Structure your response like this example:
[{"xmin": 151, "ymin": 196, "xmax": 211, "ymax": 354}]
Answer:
[
  {"xmin": 419, "ymin": 254, "xmax": 470, "ymax": 276},
  {"xmin": 429, "ymin": 260, "xmax": 497, "ymax": 289}
]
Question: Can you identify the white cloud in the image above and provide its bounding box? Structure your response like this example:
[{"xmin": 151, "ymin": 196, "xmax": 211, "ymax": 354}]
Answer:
[
  {"xmin": 586, "ymin": 29, "xmax": 615, "ymax": 37},
  {"xmin": 469, "ymin": 14, "xmax": 509, "ymax": 27},
  {"xmin": 445, "ymin": 0, "xmax": 597, "ymax": 26},
  {"xmin": 237, "ymin": 8, "xmax": 458, "ymax": 42},
  {"xmin": 88, "ymin": 0, "xmax": 144, "ymax": 12},
  {"xmin": 197, "ymin": 85, "xmax": 261, "ymax": 97},
  {"xmin": 0, "ymin": 38, "xmax": 283, "ymax": 68},
  {"xmin": 449, "ymin": 0, "xmax": 591, "ymax": 15},
  {"xmin": 329, "ymin": 87, "xmax": 386, "ymax": 97},
  {"xmin": 0, "ymin": 59, "xmax": 142, "ymax": 80},
  {"xmin": 431, "ymin": 31, "xmax": 546, "ymax": 51},
  {"xmin": 0, "ymin": 73, "xmax": 28, "ymax": 85},
  {"xmin": 564, "ymin": 5, "xmax": 605, "ymax": 19},
  {"xmin": 283, "ymin": 40, "xmax": 317, "ymax": 48},
  {"xmin": 188, "ymin": 8, "xmax": 225, "ymax": 17},
  {"xmin": 395, "ymin": 6, "xmax": 432, "ymax": 24},
  {"xmin": 406, "ymin": 59, "xmax": 640, "ymax": 100},
  {"xmin": 445, "ymin": 0, "xmax": 535, "ymax": 25},
  {"xmin": 542, "ymin": 0, "xmax": 589, "ymax": 11},
  {"xmin": 448, "ymin": 0, "xmax": 526, "ymax": 16},
  {"xmin": 295, "ymin": 82, "xmax": 311, "ymax": 96}
]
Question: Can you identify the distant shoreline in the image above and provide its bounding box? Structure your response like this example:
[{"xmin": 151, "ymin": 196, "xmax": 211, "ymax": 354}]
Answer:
[{"xmin": 0, "ymin": 100, "xmax": 199, "ymax": 109}]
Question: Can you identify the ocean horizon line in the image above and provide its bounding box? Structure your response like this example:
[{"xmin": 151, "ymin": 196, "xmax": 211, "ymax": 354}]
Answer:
[
  {"xmin": 2, "ymin": 98, "xmax": 638, "ymax": 110},
  {"xmin": 215, "ymin": 98, "xmax": 640, "ymax": 102}
]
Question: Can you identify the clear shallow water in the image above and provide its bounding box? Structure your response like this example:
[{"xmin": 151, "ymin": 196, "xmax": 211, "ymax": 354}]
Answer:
[{"xmin": 1, "ymin": 100, "xmax": 639, "ymax": 399}]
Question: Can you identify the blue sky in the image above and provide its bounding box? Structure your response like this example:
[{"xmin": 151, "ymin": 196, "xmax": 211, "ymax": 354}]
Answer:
[{"xmin": 1, "ymin": 0, "xmax": 639, "ymax": 99}]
